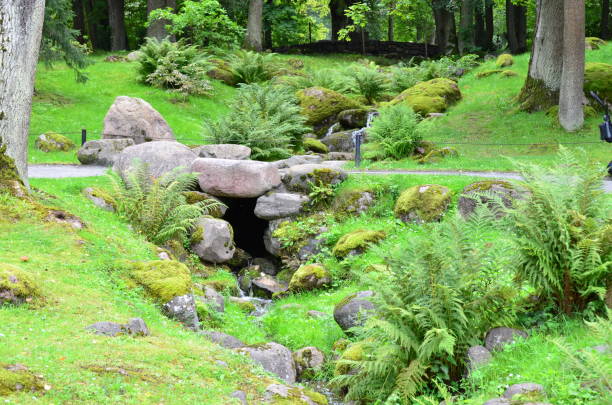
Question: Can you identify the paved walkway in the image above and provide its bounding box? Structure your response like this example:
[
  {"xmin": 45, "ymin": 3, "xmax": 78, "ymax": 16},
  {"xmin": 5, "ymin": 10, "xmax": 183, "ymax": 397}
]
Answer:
[{"xmin": 28, "ymin": 163, "xmax": 612, "ymax": 193}]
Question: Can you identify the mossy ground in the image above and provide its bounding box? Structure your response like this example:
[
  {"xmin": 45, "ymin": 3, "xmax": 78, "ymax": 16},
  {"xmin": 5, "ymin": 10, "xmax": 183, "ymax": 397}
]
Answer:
[
  {"xmin": 128, "ymin": 260, "xmax": 192, "ymax": 303},
  {"xmin": 0, "ymin": 264, "xmax": 42, "ymax": 304},
  {"xmin": 391, "ymin": 78, "xmax": 461, "ymax": 115}
]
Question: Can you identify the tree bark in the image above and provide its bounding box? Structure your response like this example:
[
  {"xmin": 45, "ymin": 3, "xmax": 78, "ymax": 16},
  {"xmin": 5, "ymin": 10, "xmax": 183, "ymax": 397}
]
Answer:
[
  {"xmin": 432, "ymin": 0, "xmax": 454, "ymax": 53},
  {"xmin": 0, "ymin": 0, "xmax": 46, "ymax": 187},
  {"xmin": 559, "ymin": 0, "xmax": 585, "ymax": 131},
  {"xmin": 475, "ymin": 3, "xmax": 486, "ymax": 50},
  {"xmin": 459, "ymin": 0, "xmax": 475, "ymax": 54},
  {"xmin": 388, "ymin": 14, "xmax": 394, "ymax": 41},
  {"xmin": 147, "ymin": 0, "xmax": 175, "ymax": 40},
  {"xmin": 602, "ymin": 0, "xmax": 610, "ymax": 39},
  {"xmin": 518, "ymin": 0, "xmax": 565, "ymax": 112},
  {"xmin": 244, "ymin": 0, "xmax": 263, "ymax": 51},
  {"xmin": 506, "ymin": 0, "xmax": 527, "ymax": 54},
  {"xmin": 108, "ymin": 0, "xmax": 127, "ymax": 51},
  {"xmin": 485, "ymin": 0, "xmax": 494, "ymax": 50}
]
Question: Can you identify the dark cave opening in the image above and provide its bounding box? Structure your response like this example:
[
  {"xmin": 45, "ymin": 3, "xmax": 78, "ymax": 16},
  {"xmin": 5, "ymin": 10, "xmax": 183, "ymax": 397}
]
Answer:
[{"xmin": 219, "ymin": 197, "xmax": 270, "ymax": 258}]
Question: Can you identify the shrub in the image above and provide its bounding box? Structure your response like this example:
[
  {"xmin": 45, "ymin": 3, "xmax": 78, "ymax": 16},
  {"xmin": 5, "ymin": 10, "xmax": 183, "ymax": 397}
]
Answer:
[
  {"xmin": 282, "ymin": 68, "xmax": 352, "ymax": 93},
  {"xmin": 147, "ymin": 0, "xmax": 243, "ymax": 48},
  {"xmin": 347, "ymin": 64, "xmax": 388, "ymax": 104},
  {"xmin": 332, "ymin": 214, "xmax": 517, "ymax": 402},
  {"xmin": 228, "ymin": 50, "xmax": 284, "ymax": 84},
  {"xmin": 508, "ymin": 148, "xmax": 611, "ymax": 315},
  {"xmin": 368, "ymin": 104, "xmax": 423, "ymax": 159},
  {"xmin": 387, "ymin": 66, "xmax": 420, "ymax": 94},
  {"xmin": 108, "ymin": 161, "xmax": 222, "ymax": 245},
  {"xmin": 137, "ymin": 38, "xmax": 213, "ymax": 96},
  {"xmin": 204, "ymin": 84, "xmax": 310, "ymax": 160}
]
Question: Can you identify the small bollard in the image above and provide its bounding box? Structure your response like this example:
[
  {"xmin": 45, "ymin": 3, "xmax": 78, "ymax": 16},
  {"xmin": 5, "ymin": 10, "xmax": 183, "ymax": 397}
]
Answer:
[
  {"xmin": 354, "ymin": 131, "xmax": 363, "ymax": 168},
  {"xmin": 81, "ymin": 128, "xmax": 87, "ymax": 146}
]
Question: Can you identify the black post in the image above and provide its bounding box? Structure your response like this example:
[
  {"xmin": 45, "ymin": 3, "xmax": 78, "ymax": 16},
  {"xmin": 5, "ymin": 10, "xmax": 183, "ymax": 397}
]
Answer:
[
  {"xmin": 355, "ymin": 133, "xmax": 362, "ymax": 168},
  {"xmin": 81, "ymin": 129, "xmax": 86, "ymax": 145}
]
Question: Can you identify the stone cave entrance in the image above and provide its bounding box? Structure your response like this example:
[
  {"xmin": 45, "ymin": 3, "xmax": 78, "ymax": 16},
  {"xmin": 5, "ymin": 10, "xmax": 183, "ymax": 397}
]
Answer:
[{"xmin": 219, "ymin": 197, "xmax": 270, "ymax": 258}]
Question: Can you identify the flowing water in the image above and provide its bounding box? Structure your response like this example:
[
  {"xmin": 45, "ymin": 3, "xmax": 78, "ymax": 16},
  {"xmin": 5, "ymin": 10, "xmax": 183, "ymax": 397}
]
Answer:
[
  {"xmin": 325, "ymin": 122, "xmax": 340, "ymax": 138},
  {"xmin": 351, "ymin": 111, "xmax": 379, "ymax": 145}
]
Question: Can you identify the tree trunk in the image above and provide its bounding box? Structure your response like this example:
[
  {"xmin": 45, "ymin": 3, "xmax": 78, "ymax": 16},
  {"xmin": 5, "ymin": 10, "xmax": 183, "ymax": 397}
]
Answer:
[
  {"xmin": 73, "ymin": 0, "xmax": 86, "ymax": 43},
  {"xmin": 330, "ymin": 0, "xmax": 353, "ymax": 41},
  {"xmin": 147, "ymin": 0, "xmax": 175, "ymax": 40},
  {"xmin": 506, "ymin": 0, "xmax": 527, "ymax": 54},
  {"xmin": 602, "ymin": 0, "xmax": 610, "ymax": 39},
  {"xmin": 459, "ymin": 0, "xmax": 475, "ymax": 54},
  {"xmin": 559, "ymin": 0, "xmax": 585, "ymax": 131},
  {"xmin": 388, "ymin": 14, "xmax": 394, "ymax": 41},
  {"xmin": 432, "ymin": 0, "xmax": 453, "ymax": 53},
  {"xmin": 485, "ymin": 0, "xmax": 494, "ymax": 50},
  {"xmin": 518, "ymin": 0, "xmax": 565, "ymax": 112},
  {"xmin": 244, "ymin": 0, "xmax": 263, "ymax": 51},
  {"xmin": 108, "ymin": 0, "xmax": 126, "ymax": 50},
  {"xmin": 0, "ymin": 0, "xmax": 46, "ymax": 187},
  {"xmin": 475, "ymin": 3, "xmax": 487, "ymax": 49}
]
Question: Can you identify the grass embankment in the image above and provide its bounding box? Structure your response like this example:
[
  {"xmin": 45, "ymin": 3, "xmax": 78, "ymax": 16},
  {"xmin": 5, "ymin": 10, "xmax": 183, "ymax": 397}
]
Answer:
[
  {"xmin": 0, "ymin": 177, "xmax": 280, "ymax": 404},
  {"xmin": 360, "ymin": 44, "xmax": 612, "ymax": 172}
]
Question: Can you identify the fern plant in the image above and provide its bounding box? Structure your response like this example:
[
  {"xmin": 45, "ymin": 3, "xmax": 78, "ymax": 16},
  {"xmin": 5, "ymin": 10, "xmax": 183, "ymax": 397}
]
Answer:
[
  {"xmin": 347, "ymin": 63, "xmax": 388, "ymax": 104},
  {"xmin": 332, "ymin": 213, "xmax": 518, "ymax": 403},
  {"xmin": 282, "ymin": 68, "xmax": 352, "ymax": 93},
  {"xmin": 204, "ymin": 84, "xmax": 310, "ymax": 160},
  {"xmin": 108, "ymin": 161, "xmax": 222, "ymax": 245},
  {"xmin": 228, "ymin": 50, "xmax": 283, "ymax": 84},
  {"xmin": 508, "ymin": 148, "xmax": 611, "ymax": 315},
  {"xmin": 368, "ymin": 104, "xmax": 423, "ymax": 160}
]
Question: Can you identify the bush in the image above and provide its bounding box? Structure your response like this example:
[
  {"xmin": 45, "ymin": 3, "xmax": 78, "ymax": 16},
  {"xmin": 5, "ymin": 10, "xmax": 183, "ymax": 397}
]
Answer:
[
  {"xmin": 204, "ymin": 84, "xmax": 310, "ymax": 160},
  {"xmin": 367, "ymin": 104, "xmax": 423, "ymax": 159},
  {"xmin": 332, "ymin": 214, "xmax": 517, "ymax": 402},
  {"xmin": 109, "ymin": 161, "xmax": 222, "ymax": 245},
  {"xmin": 508, "ymin": 148, "xmax": 611, "ymax": 315},
  {"xmin": 147, "ymin": 0, "xmax": 243, "ymax": 48},
  {"xmin": 282, "ymin": 68, "xmax": 352, "ymax": 93},
  {"xmin": 137, "ymin": 38, "xmax": 213, "ymax": 96},
  {"xmin": 347, "ymin": 64, "xmax": 388, "ymax": 104},
  {"xmin": 228, "ymin": 50, "xmax": 284, "ymax": 84},
  {"xmin": 387, "ymin": 66, "xmax": 420, "ymax": 94}
]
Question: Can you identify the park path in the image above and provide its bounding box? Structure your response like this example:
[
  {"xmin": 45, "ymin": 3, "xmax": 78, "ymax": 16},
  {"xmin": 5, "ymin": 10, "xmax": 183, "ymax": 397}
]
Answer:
[{"xmin": 28, "ymin": 163, "xmax": 612, "ymax": 193}]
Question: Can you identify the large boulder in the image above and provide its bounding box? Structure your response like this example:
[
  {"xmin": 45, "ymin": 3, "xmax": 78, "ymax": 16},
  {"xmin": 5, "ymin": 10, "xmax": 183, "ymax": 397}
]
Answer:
[
  {"xmin": 102, "ymin": 96, "xmax": 175, "ymax": 144},
  {"xmin": 0, "ymin": 264, "xmax": 41, "ymax": 306},
  {"xmin": 193, "ymin": 144, "xmax": 251, "ymax": 160},
  {"xmin": 254, "ymin": 192, "xmax": 309, "ymax": 220},
  {"xmin": 272, "ymin": 155, "xmax": 323, "ymax": 169},
  {"xmin": 321, "ymin": 130, "xmax": 356, "ymax": 153},
  {"xmin": 113, "ymin": 141, "xmax": 197, "ymax": 179},
  {"xmin": 162, "ymin": 294, "xmax": 200, "ymax": 330},
  {"xmin": 484, "ymin": 327, "xmax": 528, "ymax": 351},
  {"xmin": 391, "ymin": 78, "xmax": 461, "ymax": 116},
  {"xmin": 466, "ymin": 345, "xmax": 492, "ymax": 373},
  {"xmin": 296, "ymin": 87, "xmax": 362, "ymax": 133},
  {"xmin": 190, "ymin": 217, "xmax": 235, "ymax": 264},
  {"xmin": 191, "ymin": 158, "xmax": 281, "ymax": 198},
  {"xmin": 503, "ymin": 383, "xmax": 545, "ymax": 400},
  {"xmin": 394, "ymin": 184, "xmax": 452, "ymax": 224},
  {"xmin": 458, "ymin": 180, "xmax": 525, "ymax": 219},
  {"xmin": 332, "ymin": 189, "xmax": 375, "ymax": 217},
  {"xmin": 78, "ymin": 139, "xmax": 135, "ymax": 166},
  {"xmin": 35, "ymin": 132, "xmax": 75, "ymax": 152},
  {"xmin": 288, "ymin": 264, "xmax": 331, "ymax": 291},
  {"xmin": 183, "ymin": 191, "xmax": 227, "ymax": 218},
  {"xmin": 333, "ymin": 291, "xmax": 376, "ymax": 332},
  {"xmin": 197, "ymin": 286, "xmax": 225, "ymax": 313},
  {"xmin": 282, "ymin": 164, "xmax": 347, "ymax": 194},
  {"xmin": 238, "ymin": 342, "xmax": 297, "ymax": 383}
]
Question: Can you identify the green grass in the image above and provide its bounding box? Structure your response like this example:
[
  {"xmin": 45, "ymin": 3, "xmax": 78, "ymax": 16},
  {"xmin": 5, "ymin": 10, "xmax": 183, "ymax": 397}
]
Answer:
[{"xmin": 30, "ymin": 55, "xmax": 236, "ymax": 164}]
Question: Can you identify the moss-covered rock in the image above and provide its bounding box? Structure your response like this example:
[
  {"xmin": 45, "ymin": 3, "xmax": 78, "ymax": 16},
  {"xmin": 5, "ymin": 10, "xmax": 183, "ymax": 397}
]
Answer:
[
  {"xmin": 584, "ymin": 62, "xmax": 612, "ymax": 106},
  {"xmin": 207, "ymin": 58, "xmax": 238, "ymax": 86},
  {"xmin": 458, "ymin": 180, "xmax": 526, "ymax": 219},
  {"xmin": 337, "ymin": 108, "xmax": 369, "ymax": 129},
  {"xmin": 230, "ymin": 297, "xmax": 256, "ymax": 313},
  {"xmin": 265, "ymin": 384, "xmax": 328, "ymax": 405},
  {"xmin": 303, "ymin": 138, "xmax": 328, "ymax": 154},
  {"xmin": 502, "ymin": 70, "xmax": 518, "ymax": 77},
  {"xmin": 282, "ymin": 165, "xmax": 347, "ymax": 194},
  {"xmin": 288, "ymin": 264, "xmax": 331, "ymax": 291},
  {"xmin": 0, "ymin": 364, "xmax": 47, "ymax": 396},
  {"xmin": 496, "ymin": 54, "xmax": 514, "ymax": 67},
  {"xmin": 334, "ymin": 341, "xmax": 365, "ymax": 376},
  {"xmin": 35, "ymin": 132, "xmax": 75, "ymax": 152},
  {"xmin": 83, "ymin": 187, "xmax": 116, "ymax": 211},
  {"xmin": 332, "ymin": 229, "xmax": 386, "ymax": 258},
  {"xmin": 199, "ymin": 277, "xmax": 239, "ymax": 296},
  {"xmin": 585, "ymin": 37, "xmax": 606, "ymax": 50},
  {"xmin": 238, "ymin": 265, "xmax": 262, "ymax": 292},
  {"xmin": 394, "ymin": 184, "xmax": 451, "ymax": 224},
  {"xmin": 476, "ymin": 69, "xmax": 503, "ymax": 79},
  {"xmin": 332, "ymin": 188, "xmax": 375, "ymax": 217},
  {"xmin": 296, "ymin": 87, "xmax": 362, "ymax": 130},
  {"xmin": 417, "ymin": 147, "xmax": 459, "ymax": 164},
  {"xmin": 0, "ymin": 264, "xmax": 41, "ymax": 306},
  {"xmin": 128, "ymin": 260, "xmax": 192, "ymax": 303},
  {"xmin": 276, "ymin": 268, "xmax": 296, "ymax": 285},
  {"xmin": 391, "ymin": 78, "xmax": 461, "ymax": 116}
]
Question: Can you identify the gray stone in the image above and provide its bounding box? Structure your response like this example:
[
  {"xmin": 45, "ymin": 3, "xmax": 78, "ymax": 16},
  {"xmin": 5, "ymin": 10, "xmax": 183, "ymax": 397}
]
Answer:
[
  {"xmin": 78, "ymin": 138, "xmax": 135, "ymax": 166},
  {"xmin": 124, "ymin": 318, "xmax": 150, "ymax": 336},
  {"xmin": 103, "ymin": 96, "xmax": 175, "ymax": 144},
  {"xmin": 230, "ymin": 390, "xmax": 248, "ymax": 405},
  {"xmin": 193, "ymin": 144, "xmax": 251, "ymax": 160},
  {"xmin": 252, "ymin": 258, "xmax": 278, "ymax": 276},
  {"xmin": 184, "ymin": 191, "xmax": 227, "ymax": 218},
  {"xmin": 191, "ymin": 217, "xmax": 235, "ymax": 264},
  {"xmin": 86, "ymin": 318, "xmax": 149, "ymax": 337},
  {"xmin": 191, "ymin": 158, "xmax": 281, "ymax": 198},
  {"xmin": 298, "ymin": 232, "xmax": 328, "ymax": 261},
  {"xmin": 252, "ymin": 275, "xmax": 287, "ymax": 299},
  {"xmin": 264, "ymin": 218, "xmax": 290, "ymax": 257},
  {"xmin": 263, "ymin": 384, "xmax": 320, "ymax": 405},
  {"xmin": 307, "ymin": 310, "xmax": 328, "ymax": 319},
  {"xmin": 293, "ymin": 346, "xmax": 325, "ymax": 380},
  {"xmin": 503, "ymin": 383, "xmax": 545, "ymax": 399},
  {"xmin": 483, "ymin": 399, "xmax": 510, "ymax": 405},
  {"xmin": 333, "ymin": 291, "xmax": 375, "ymax": 332},
  {"xmin": 83, "ymin": 188, "xmax": 114, "ymax": 212},
  {"xmin": 484, "ymin": 327, "xmax": 528, "ymax": 351},
  {"xmin": 126, "ymin": 51, "xmax": 142, "ymax": 62},
  {"xmin": 327, "ymin": 152, "xmax": 354, "ymax": 161},
  {"xmin": 272, "ymin": 155, "xmax": 324, "ymax": 169},
  {"xmin": 591, "ymin": 344, "xmax": 610, "ymax": 354},
  {"xmin": 337, "ymin": 109, "xmax": 368, "ymax": 129},
  {"xmin": 321, "ymin": 130, "xmax": 356, "ymax": 153},
  {"xmin": 458, "ymin": 181, "xmax": 526, "ymax": 219},
  {"xmin": 254, "ymin": 192, "xmax": 309, "ymax": 220},
  {"xmin": 201, "ymin": 331, "xmax": 244, "ymax": 349},
  {"xmin": 239, "ymin": 343, "xmax": 296, "ymax": 383},
  {"xmin": 282, "ymin": 164, "xmax": 347, "ymax": 193},
  {"xmin": 113, "ymin": 141, "xmax": 197, "ymax": 179},
  {"xmin": 466, "ymin": 345, "xmax": 492, "ymax": 372},
  {"xmin": 198, "ymin": 286, "xmax": 225, "ymax": 312},
  {"xmin": 162, "ymin": 295, "xmax": 199, "ymax": 331}
]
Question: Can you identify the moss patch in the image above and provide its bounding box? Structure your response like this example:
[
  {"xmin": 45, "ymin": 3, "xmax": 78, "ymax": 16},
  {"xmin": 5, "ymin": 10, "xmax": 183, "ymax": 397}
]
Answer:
[
  {"xmin": 496, "ymin": 54, "xmax": 514, "ymax": 67},
  {"xmin": 128, "ymin": 260, "xmax": 192, "ymax": 303},
  {"xmin": 502, "ymin": 70, "xmax": 518, "ymax": 77},
  {"xmin": 332, "ymin": 229, "xmax": 386, "ymax": 258},
  {"xmin": 391, "ymin": 78, "xmax": 461, "ymax": 115},
  {"xmin": 296, "ymin": 86, "xmax": 362, "ymax": 127},
  {"xmin": 288, "ymin": 264, "xmax": 331, "ymax": 291},
  {"xmin": 303, "ymin": 138, "xmax": 328, "ymax": 154},
  {"xmin": 417, "ymin": 147, "xmax": 459, "ymax": 164},
  {"xmin": 0, "ymin": 364, "xmax": 47, "ymax": 396},
  {"xmin": 394, "ymin": 184, "xmax": 451, "ymax": 223},
  {"xmin": 476, "ymin": 69, "xmax": 503, "ymax": 79},
  {"xmin": 584, "ymin": 62, "xmax": 612, "ymax": 106},
  {"xmin": 586, "ymin": 37, "xmax": 606, "ymax": 50},
  {"xmin": 334, "ymin": 341, "xmax": 365, "ymax": 376},
  {"xmin": 0, "ymin": 263, "xmax": 42, "ymax": 306},
  {"xmin": 332, "ymin": 188, "xmax": 375, "ymax": 217},
  {"xmin": 35, "ymin": 132, "xmax": 75, "ymax": 152}
]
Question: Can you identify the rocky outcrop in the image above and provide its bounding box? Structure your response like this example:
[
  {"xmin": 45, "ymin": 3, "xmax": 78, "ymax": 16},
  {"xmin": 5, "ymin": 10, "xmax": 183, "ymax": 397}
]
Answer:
[
  {"xmin": 333, "ymin": 291, "xmax": 376, "ymax": 332},
  {"xmin": 77, "ymin": 139, "xmax": 135, "ymax": 166},
  {"xmin": 193, "ymin": 144, "xmax": 251, "ymax": 160},
  {"xmin": 191, "ymin": 158, "xmax": 281, "ymax": 198},
  {"xmin": 103, "ymin": 96, "xmax": 175, "ymax": 144},
  {"xmin": 190, "ymin": 217, "xmax": 235, "ymax": 264},
  {"xmin": 272, "ymin": 155, "xmax": 323, "ymax": 169},
  {"xmin": 254, "ymin": 192, "xmax": 309, "ymax": 220},
  {"xmin": 238, "ymin": 342, "xmax": 297, "ymax": 383},
  {"xmin": 113, "ymin": 141, "xmax": 197, "ymax": 179}
]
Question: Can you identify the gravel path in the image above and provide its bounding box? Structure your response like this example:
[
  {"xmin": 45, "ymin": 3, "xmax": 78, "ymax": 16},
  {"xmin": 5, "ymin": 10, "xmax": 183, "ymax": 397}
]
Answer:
[{"xmin": 29, "ymin": 163, "xmax": 612, "ymax": 193}]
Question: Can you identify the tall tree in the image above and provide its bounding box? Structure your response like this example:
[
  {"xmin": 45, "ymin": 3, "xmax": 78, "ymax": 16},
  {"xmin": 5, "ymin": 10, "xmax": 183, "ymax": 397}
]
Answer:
[
  {"xmin": 506, "ymin": 0, "xmax": 527, "ymax": 54},
  {"xmin": 330, "ymin": 0, "xmax": 350, "ymax": 41},
  {"xmin": 602, "ymin": 0, "xmax": 610, "ymax": 39},
  {"xmin": 0, "ymin": 0, "xmax": 46, "ymax": 187},
  {"xmin": 484, "ymin": 0, "xmax": 494, "ymax": 50},
  {"xmin": 459, "ymin": 0, "xmax": 475, "ymax": 54},
  {"xmin": 518, "ymin": 0, "xmax": 564, "ymax": 112},
  {"xmin": 108, "ymin": 0, "xmax": 127, "ymax": 50},
  {"xmin": 245, "ymin": 0, "xmax": 264, "ymax": 50},
  {"xmin": 147, "ymin": 0, "xmax": 175, "ymax": 40},
  {"xmin": 431, "ymin": 0, "xmax": 454, "ymax": 53},
  {"xmin": 559, "ymin": 0, "xmax": 585, "ymax": 131}
]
